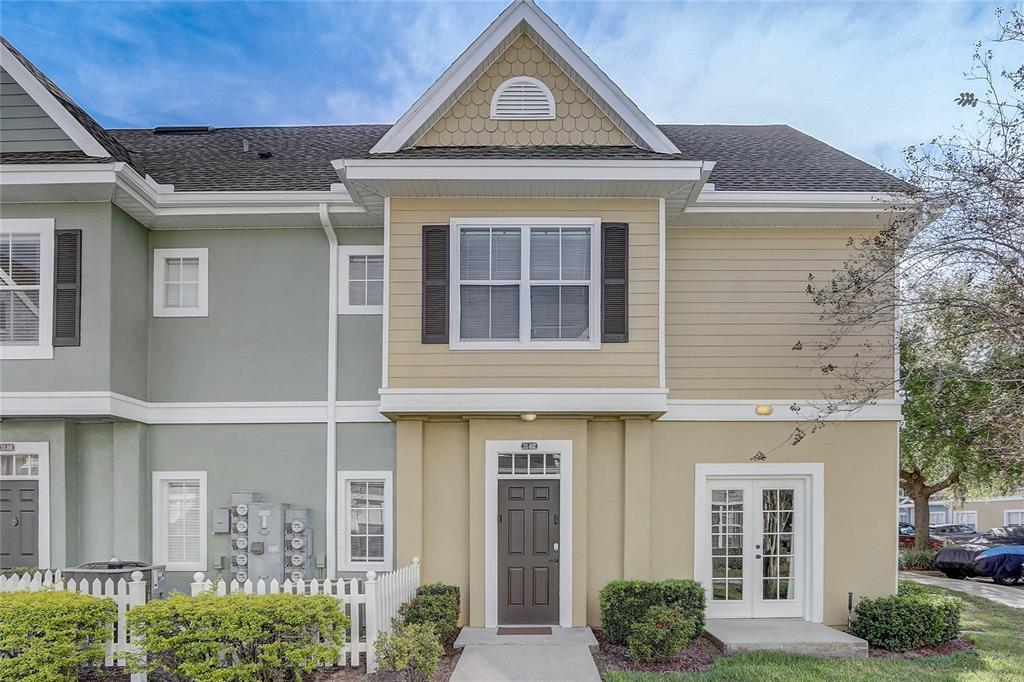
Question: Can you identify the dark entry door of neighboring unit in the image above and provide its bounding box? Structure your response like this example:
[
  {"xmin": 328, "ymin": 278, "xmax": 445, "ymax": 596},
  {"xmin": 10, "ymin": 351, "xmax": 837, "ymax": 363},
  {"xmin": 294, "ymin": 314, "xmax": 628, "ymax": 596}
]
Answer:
[
  {"xmin": 498, "ymin": 479, "xmax": 559, "ymax": 625},
  {"xmin": 0, "ymin": 480, "xmax": 39, "ymax": 569}
]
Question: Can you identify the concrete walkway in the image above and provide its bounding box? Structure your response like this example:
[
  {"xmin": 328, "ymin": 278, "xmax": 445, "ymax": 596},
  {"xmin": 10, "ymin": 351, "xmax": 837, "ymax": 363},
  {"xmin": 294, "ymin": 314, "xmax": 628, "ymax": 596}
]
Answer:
[
  {"xmin": 704, "ymin": 619, "xmax": 867, "ymax": 658},
  {"xmin": 902, "ymin": 571, "xmax": 1024, "ymax": 609},
  {"xmin": 451, "ymin": 628, "xmax": 600, "ymax": 682}
]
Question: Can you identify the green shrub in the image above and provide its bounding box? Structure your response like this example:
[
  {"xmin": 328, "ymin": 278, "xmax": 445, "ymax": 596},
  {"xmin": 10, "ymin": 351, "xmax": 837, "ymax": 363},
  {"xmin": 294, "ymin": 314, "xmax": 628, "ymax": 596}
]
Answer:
[
  {"xmin": 399, "ymin": 592, "xmax": 460, "ymax": 644},
  {"xmin": 0, "ymin": 590, "xmax": 117, "ymax": 682},
  {"xmin": 416, "ymin": 582, "xmax": 461, "ymax": 609},
  {"xmin": 127, "ymin": 592, "xmax": 349, "ymax": 681},
  {"xmin": 899, "ymin": 548, "xmax": 937, "ymax": 571},
  {"xmin": 626, "ymin": 605, "xmax": 697, "ymax": 664},
  {"xmin": 850, "ymin": 591, "xmax": 962, "ymax": 652},
  {"xmin": 599, "ymin": 579, "xmax": 706, "ymax": 645},
  {"xmin": 375, "ymin": 622, "xmax": 443, "ymax": 682},
  {"xmin": 897, "ymin": 579, "xmax": 929, "ymax": 597},
  {"xmin": 659, "ymin": 579, "xmax": 705, "ymax": 638}
]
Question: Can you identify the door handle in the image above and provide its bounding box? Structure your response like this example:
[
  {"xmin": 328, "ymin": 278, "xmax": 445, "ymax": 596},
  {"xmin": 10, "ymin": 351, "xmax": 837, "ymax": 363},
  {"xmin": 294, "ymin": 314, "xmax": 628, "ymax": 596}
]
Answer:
[
  {"xmin": 11, "ymin": 518, "xmax": 18, "ymax": 527},
  {"xmin": 755, "ymin": 554, "xmax": 762, "ymax": 559},
  {"xmin": 553, "ymin": 542, "xmax": 559, "ymax": 552}
]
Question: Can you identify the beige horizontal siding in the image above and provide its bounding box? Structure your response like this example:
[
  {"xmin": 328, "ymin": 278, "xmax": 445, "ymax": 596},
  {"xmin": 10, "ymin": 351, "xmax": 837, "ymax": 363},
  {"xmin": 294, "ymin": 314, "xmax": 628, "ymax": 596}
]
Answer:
[
  {"xmin": 666, "ymin": 227, "xmax": 894, "ymax": 399},
  {"xmin": 0, "ymin": 68, "xmax": 78, "ymax": 152},
  {"xmin": 388, "ymin": 198, "xmax": 660, "ymax": 389}
]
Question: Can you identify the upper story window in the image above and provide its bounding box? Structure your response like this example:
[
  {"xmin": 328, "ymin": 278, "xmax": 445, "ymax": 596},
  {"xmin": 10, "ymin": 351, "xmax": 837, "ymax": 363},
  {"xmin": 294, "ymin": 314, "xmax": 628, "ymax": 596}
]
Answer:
[
  {"xmin": 153, "ymin": 248, "xmax": 208, "ymax": 317},
  {"xmin": 490, "ymin": 76, "xmax": 555, "ymax": 120},
  {"xmin": 450, "ymin": 218, "xmax": 600, "ymax": 350},
  {"xmin": 339, "ymin": 246, "xmax": 384, "ymax": 314},
  {"xmin": 0, "ymin": 219, "xmax": 54, "ymax": 359}
]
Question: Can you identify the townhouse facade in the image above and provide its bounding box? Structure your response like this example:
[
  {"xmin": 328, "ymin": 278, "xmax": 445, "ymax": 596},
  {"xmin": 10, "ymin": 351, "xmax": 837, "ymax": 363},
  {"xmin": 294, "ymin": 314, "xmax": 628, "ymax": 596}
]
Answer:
[{"xmin": 1, "ymin": 0, "xmax": 904, "ymax": 627}]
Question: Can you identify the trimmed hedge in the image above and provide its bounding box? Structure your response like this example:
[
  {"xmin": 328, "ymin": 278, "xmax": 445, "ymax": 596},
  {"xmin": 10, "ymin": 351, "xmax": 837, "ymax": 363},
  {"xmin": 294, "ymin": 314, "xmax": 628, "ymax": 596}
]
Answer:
[
  {"xmin": 0, "ymin": 590, "xmax": 117, "ymax": 682},
  {"xmin": 399, "ymin": 592, "xmax": 460, "ymax": 644},
  {"xmin": 375, "ymin": 622, "xmax": 443, "ymax": 682},
  {"xmin": 626, "ymin": 605, "xmax": 697, "ymax": 663},
  {"xmin": 599, "ymin": 579, "xmax": 705, "ymax": 646},
  {"xmin": 850, "ymin": 589, "xmax": 961, "ymax": 652},
  {"xmin": 416, "ymin": 582, "xmax": 461, "ymax": 610},
  {"xmin": 126, "ymin": 592, "xmax": 349, "ymax": 681}
]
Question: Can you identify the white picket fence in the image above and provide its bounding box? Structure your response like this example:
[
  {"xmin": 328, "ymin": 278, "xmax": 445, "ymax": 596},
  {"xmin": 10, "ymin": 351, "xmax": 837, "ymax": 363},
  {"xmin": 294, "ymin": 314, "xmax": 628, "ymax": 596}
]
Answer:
[
  {"xmin": 0, "ymin": 569, "xmax": 147, "ymax": 680},
  {"xmin": 1, "ymin": 558, "xmax": 420, "ymax": 676},
  {"xmin": 191, "ymin": 556, "xmax": 421, "ymax": 673}
]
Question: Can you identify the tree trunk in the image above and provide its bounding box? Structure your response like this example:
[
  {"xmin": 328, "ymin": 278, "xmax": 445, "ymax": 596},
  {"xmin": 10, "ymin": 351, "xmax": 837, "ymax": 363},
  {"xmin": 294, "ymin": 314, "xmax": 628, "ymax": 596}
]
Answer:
[{"xmin": 909, "ymin": 488, "xmax": 934, "ymax": 551}]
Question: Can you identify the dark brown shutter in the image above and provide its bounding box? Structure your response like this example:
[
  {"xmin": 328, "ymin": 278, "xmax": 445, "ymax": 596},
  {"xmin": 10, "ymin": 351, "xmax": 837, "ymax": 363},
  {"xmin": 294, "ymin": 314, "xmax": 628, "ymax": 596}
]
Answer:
[
  {"xmin": 601, "ymin": 222, "xmax": 628, "ymax": 343},
  {"xmin": 421, "ymin": 225, "xmax": 449, "ymax": 344},
  {"xmin": 53, "ymin": 229, "xmax": 82, "ymax": 346}
]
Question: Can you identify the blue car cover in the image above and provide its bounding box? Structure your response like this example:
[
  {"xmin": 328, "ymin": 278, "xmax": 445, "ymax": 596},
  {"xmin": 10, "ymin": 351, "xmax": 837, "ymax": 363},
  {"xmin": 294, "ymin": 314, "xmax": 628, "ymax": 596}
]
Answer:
[{"xmin": 975, "ymin": 546, "xmax": 1024, "ymax": 580}]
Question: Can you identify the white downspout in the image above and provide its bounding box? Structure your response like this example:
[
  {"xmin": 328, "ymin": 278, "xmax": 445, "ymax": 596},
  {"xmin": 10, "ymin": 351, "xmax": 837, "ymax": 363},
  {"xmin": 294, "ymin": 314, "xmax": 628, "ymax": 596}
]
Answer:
[{"xmin": 319, "ymin": 203, "xmax": 339, "ymax": 578}]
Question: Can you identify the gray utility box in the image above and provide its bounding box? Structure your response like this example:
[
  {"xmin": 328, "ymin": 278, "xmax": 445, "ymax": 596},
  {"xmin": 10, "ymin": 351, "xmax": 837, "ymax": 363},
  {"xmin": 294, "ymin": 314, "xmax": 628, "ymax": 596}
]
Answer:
[
  {"xmin": 226, "ymin": 492, "xmax": 313, "ymax": 583},
  {"xmin": 64, "ymin": 560, "xmax": 166, "ymax": 600}
]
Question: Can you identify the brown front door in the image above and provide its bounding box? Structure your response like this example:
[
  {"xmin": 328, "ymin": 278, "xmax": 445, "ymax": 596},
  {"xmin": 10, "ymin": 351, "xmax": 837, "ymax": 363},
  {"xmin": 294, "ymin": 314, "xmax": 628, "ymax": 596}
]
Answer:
[
  {"xmin": 0, "ymin": 480, "xmax": 39, "ymax": 569},
  {"xmin": 498, "ymin": 479, "xmax": 559, "ymax": 625}
]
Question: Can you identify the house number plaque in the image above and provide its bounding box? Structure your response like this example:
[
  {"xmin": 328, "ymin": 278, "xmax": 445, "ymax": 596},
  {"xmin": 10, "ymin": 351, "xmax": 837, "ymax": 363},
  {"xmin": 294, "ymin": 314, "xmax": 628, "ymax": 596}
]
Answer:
[
  {"xmin": 521, "ymin": 441, "xmax": 538, "ymax": 450},
  {"xmin": 0, "ymin": 444, "xmax": 14, "ymax": 452}
]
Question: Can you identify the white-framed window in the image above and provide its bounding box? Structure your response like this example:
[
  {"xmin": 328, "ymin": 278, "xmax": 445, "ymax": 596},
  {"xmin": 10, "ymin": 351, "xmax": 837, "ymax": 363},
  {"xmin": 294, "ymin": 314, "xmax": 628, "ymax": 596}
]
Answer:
[
  {"xmin": 450, "ymin": 218, "xmax": 600, "ymax": 350},
  {"xmin": 0, "ymin": 219, "xmax": 54, "ymax": 359},
  {"xmin": 1005, "ymin": 510, "xmax": 1024, "ymax": 526},
  {"xmin": 153, "ymin": 248, "xmax": 208, "ymax": 317},
  {"xmin": 929, "ymin": 510, "xmax": 947, "ymax": 526},
  {"xmin": 337, "ymin": 471, "xmax": 393, "ymax": 571},
  {"xmin": 953, "ymin": 511, "xmax": 977, "ymax": 530},
  {"xmin": 490, "ymin": 76, "xmax": 556, "ymax": 120},
  {"xmin": 152, "ymin": 471, "xmax": 207, "ymax": 572},
  {"xmin": 339, "ymin": 246, "xmax": 384, "ymax": 314}
]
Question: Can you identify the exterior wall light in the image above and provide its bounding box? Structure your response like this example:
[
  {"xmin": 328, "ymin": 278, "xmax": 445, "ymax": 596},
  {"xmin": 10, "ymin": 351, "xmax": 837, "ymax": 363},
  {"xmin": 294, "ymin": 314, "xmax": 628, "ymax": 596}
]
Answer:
[
  {"xmin": 520, "ymin": 413, "xmax": 538, "ymax": 422},
  {"xmin": 754, "ymin": 404, "xmax": 774, "ymax": 416}
]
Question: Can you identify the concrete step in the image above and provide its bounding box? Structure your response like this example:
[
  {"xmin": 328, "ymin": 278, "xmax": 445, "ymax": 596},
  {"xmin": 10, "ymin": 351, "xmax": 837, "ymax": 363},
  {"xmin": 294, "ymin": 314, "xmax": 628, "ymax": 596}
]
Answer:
[
  {"xmin": 704, "ymin": 619, "xmax": 868, "ymax": 658},
  {"xmin": 455, "ymin": 627, "xmax": 598, "ymax": 648}
]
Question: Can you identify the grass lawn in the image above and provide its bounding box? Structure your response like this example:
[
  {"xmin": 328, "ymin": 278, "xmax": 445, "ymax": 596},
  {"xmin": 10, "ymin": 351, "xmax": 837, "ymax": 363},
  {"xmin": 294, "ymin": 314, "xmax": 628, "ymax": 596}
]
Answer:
[{"xmin": 603, "ymin": 583, "xmax": 1024, "ymax": 681}]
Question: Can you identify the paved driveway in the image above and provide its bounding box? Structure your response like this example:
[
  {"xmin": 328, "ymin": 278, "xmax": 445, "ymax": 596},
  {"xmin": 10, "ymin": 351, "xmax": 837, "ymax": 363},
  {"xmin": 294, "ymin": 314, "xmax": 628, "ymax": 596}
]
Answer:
[{"xmin": 901, "ymin": 571, "xmax": 1024, "ymax": 609}]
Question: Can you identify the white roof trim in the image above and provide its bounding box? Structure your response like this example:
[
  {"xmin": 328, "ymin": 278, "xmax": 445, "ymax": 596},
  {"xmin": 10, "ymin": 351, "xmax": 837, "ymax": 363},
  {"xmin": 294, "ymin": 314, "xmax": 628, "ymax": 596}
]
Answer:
[
  {"xmin": 369, "ymin": 0, "xmax": 679, "ymax": 155},
  {"xmin": 336, "ymin": 157, "xmax": 704, "ymax": 182},
  {"xmin": 687, "ymin": 190, "xmax": 916, "ymax": 212},
  {"xmin": 0, "ymin": 41, "xmax": 110, "ymax": 158}
]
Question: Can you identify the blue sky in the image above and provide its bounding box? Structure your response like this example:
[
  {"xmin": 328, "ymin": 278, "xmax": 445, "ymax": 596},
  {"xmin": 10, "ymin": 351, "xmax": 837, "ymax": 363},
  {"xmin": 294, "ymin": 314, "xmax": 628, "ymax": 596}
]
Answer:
[{"xmin": 2, "ymin": 0, "xmax": 1018, "ymax": 170}]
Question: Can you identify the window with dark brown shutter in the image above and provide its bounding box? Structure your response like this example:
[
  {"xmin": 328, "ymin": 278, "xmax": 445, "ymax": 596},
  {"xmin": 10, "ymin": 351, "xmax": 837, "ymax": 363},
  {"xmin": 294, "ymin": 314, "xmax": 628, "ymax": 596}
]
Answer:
[
  {"xmin": 53, "ymin": 229, "xmax": 81, "ymax": 346},
  {"xmin": 601, "ymin": 222, "xmax": 628, "ymax": 343},
  {"xmin": 421, "ymin": 225, "xmax": 450, "ymax": 344}
]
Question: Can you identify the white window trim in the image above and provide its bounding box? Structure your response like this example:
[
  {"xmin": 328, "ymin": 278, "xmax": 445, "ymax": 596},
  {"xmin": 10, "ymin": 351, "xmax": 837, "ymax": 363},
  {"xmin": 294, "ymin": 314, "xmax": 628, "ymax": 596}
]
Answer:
[
  {"xmin": 485, "ymin": 440, "xmax": 572, "ymax": 628},
  {"xmin": 0, "ymin": 442, "xmax": 51, "ymax": 568},
  {"xmin": 152, "ymin": 248, "xmax": 209, "ymax": 317},
  {"xmin": 0, "ymin": 219, "xmax": 54, "ymax": 360},
  {"xmin": 929, "ymin": 510, "xmax": 948, "ymax": 526},
  {"xmin": 953, "ymin": 511, "xmax": 977, "ymax": 529},
  {"xmin": 337, "ymin": 470, "xmax": 394, "ymax": 572},
  {"xmin": 152, "ymin": 471, "xmax": 208, "ymax": 572},
  {"xmin": 490, "ymin": 76, "xmax": 556, "ymax": 120},
  {"xmin": 449, "ymin": 217, "xmax": 601, "ymax": 350},
  {"xmin": 338, "ymin": 245, "xmax": 384, "ymax": 315},
  {"xmin": 1005, "ymin": 509, "xmax": 1024, "ymax": 526}
]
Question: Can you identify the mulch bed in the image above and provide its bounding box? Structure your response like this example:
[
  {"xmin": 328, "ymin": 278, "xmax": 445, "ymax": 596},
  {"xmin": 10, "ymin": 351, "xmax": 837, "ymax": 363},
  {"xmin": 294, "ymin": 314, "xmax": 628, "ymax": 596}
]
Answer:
[
  {"xmin": 869, "ymin": 637, "xmax": 975, "ymax": 659},
  {"xmin": 590, "ymin": 628, "xmax": 721, "ymax": 676}
]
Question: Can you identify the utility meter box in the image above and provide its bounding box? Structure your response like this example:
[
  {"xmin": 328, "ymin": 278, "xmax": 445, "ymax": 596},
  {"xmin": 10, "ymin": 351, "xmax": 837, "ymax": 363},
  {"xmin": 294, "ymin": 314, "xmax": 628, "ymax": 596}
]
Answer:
[{"xmin": 228, "ymin": 492, "xmax": 313, "ymax": 583}]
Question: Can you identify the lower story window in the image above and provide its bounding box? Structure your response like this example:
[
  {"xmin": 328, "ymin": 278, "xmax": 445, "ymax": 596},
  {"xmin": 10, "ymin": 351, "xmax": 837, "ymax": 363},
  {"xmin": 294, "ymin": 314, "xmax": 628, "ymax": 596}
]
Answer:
[
  {"xmin": 1006, "ymin": 510, "xmax": 1024, "ymax": 526},
  {"xmin": 338, "ymin": 471, "xmax": 393, "ymax": 571},
  {"xmin": 152, "ymin": 472, "xmax": 207, "ymax": 571}
]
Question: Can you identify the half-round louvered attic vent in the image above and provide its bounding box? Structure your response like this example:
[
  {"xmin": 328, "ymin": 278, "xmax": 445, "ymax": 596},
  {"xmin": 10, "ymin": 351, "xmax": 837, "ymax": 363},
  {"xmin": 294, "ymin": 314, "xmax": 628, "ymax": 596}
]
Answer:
[{"xmin": 490, "ymin": 76, "xmax": 555, "ymax": 120}]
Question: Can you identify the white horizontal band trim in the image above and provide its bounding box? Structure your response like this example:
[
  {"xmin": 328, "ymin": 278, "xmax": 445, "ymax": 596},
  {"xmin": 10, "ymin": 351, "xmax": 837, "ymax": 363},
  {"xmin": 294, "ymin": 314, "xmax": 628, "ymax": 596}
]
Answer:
[
  {"xmin": 0, "ymin": 392, "xmax": 388, "ymax": 424},
  {"xmin": 688, "ymin": 190, "xmax": 914, "ymax": 212},
  {"xmin": 661, "ymin": 399, "xmax": 902, "ymax": 421},
  {"xmin": 336, "ymin": 158, "xmax": 705, "ymax": 182},
  {"xmin": 378, "ymin": 387, "xmax": 669, "ymax": 414}
]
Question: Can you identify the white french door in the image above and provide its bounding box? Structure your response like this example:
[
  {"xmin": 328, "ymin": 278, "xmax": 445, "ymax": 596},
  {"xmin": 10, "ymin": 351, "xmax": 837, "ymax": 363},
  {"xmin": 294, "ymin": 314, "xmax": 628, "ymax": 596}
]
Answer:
[{"xmin": 704, "ymin": 478, "xmax": 806, "ymax": 619}]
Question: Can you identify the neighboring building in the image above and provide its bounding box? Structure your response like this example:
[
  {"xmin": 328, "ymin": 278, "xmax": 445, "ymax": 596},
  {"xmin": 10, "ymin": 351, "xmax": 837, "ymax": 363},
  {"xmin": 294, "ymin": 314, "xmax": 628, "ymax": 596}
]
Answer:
[
  {"xmin": 898, "ymin": 498, "xmax": 952, "ymax": 527},
  {"xmin": 899, "ymin": 495, "xmax": 1024, "ymax": 531},
  {"xmin": 0, "ymin": 0, "xmax": 905, "ymax": 627}
]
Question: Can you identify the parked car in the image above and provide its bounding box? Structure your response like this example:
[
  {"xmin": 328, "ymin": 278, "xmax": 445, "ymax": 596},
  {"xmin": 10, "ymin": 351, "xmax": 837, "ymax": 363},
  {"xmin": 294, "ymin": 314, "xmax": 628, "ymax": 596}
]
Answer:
[
  {"xmin": 930, "ymin": 523, "xmax": 984, "ymax": 544},
  {"xmin": 933, "ymin": 525, "xmax": 1024, "ymax": 585},
  {"xmin": 899, "ymin": 523, "xmax": 945, "ymax": 550}
]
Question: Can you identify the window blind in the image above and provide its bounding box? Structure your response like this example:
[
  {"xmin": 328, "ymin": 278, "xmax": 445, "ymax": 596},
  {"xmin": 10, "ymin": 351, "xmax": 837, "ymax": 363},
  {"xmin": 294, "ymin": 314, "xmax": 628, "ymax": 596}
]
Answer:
[
  {"xmin": 0, "ymin": 232, "xmax": 42, "ymax": 345},
  {"xmin": 166, "ymin": 480, "xmax": 201, "ymax": 564}
]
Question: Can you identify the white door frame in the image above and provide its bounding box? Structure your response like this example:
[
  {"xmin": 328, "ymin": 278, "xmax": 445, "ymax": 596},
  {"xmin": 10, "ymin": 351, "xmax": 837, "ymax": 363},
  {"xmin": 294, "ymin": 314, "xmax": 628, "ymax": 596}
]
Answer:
[
  {"xmin": 0, "ymin": 442, "xmax": 50, "ymax": 569},
  {"xmin": 693, "ymin": 463, "xmax": 824, "ymax": 622},
  {"xmin": 485, "ymin": 440, "xmax": 573, "ymax": 628}
]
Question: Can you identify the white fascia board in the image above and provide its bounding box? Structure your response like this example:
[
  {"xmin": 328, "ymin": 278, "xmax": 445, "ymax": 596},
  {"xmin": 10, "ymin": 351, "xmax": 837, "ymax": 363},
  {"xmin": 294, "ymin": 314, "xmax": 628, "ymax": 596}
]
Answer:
[
  {"xmin": 369, "ymin": 0, "xmax": 678, "ymax": 154},
  {"xmin": 688, "ymin": 190, "xmax": 915, "ymax": 212},
  {"xmin": 337, "ymin": 158, "xmax": 704, "ymax": 182},
  {"xmin": 0, "ymin": 42, "xmax": 110, "ymax": 158},
  {"xmin": 661, "ymin": 398, "xmax": 903, "ymax": 421},
  {"xmin": 378, "ymin": 387, "xmax": 669, "ymax": 414}
]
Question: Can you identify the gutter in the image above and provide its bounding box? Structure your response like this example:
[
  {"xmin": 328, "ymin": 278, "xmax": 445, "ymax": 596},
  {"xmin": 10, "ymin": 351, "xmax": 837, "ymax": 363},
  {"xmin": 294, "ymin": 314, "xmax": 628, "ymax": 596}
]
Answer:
[{"xmin": 319, "ymin": 203, "xmax": 339, "ymax": 578}]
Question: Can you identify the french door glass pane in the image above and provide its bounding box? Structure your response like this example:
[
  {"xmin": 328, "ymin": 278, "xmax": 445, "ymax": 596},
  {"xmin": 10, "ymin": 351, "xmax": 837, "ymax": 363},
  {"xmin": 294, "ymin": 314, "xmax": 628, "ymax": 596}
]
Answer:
[
  {"xmin": 761, "ymin": 487, "xmax": 796, "ymax": 601},
  {"xmin": 710, "ymin": 488, "xmax": 744, "ymax": 601},
  {"xmin": 461, "ymin": 285, "xmax": 519, "ymax": 340}
]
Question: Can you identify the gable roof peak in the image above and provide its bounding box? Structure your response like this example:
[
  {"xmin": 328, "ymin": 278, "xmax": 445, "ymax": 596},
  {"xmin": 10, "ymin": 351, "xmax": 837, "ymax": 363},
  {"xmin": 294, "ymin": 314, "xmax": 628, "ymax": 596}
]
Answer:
[{"xmin": 369, "ymin": 0, "xmax": 679, "ymax": 155}]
